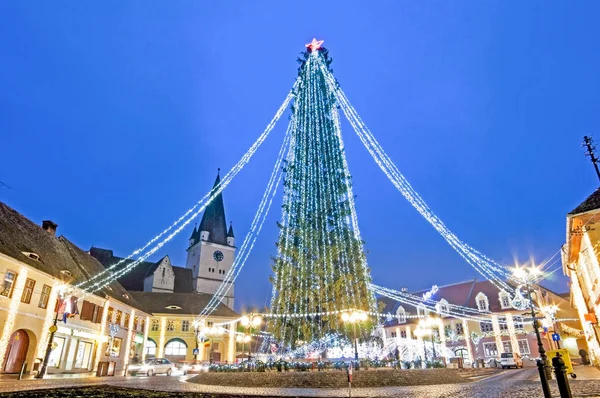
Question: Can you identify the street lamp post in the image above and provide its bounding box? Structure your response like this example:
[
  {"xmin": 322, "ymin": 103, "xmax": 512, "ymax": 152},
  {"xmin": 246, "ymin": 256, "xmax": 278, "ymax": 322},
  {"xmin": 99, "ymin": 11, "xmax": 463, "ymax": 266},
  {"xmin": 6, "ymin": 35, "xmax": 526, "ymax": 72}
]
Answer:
[
  {"xmin": 341, "ymin": 310, "xmax": 368, "ymax": 361},
  {"xmin": 240, "ymin": 314, "xmax": 262, "ymax": 362},
  {"xmin": 37, "ymin": 303, "xmax": 60, "ymax": 379},
  {"xmin": 202, "ymin": 326, "xmax": 222, "ymax": 365},
  {"xmin": 192, "ymin": 321, "xmax": 201, "ymax": 362},
  {"xmin": 514, "ymin": 266, "xmax": 552, "ymax": 398}
]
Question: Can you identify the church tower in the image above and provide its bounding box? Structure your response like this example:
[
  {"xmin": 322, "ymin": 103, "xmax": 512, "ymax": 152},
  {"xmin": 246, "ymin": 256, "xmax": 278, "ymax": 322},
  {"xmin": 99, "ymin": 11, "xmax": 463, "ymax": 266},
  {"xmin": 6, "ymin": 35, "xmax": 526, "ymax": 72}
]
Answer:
[{"xmin": 186, "ymin": 171, "xmax": 236, "ymax": 308}]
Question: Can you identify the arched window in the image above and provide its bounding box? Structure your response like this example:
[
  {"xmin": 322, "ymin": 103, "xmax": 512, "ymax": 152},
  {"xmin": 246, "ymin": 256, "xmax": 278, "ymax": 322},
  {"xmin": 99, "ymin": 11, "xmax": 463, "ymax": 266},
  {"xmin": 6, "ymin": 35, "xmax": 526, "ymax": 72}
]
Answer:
[
  {"xmin": 475, "ymin": 292, "xmax": 489, "ymax": 311},
  {"xmin": 437, "ymin": 299, "xmax": 449, "ymax": 316},
  {"xmin": 164, "ymin": 339, "xmax": 187, "ymax": 356},
  {"xmin": 498, "ymin": 290, "xmax": 511, "ymax": 309},
  {"xmin": 145, "ymin": 338, "xmax": 157, "ymax": 357},
  {"xmin": 396, "ymin": 306, "xmax": 406, "ymax": 323}
]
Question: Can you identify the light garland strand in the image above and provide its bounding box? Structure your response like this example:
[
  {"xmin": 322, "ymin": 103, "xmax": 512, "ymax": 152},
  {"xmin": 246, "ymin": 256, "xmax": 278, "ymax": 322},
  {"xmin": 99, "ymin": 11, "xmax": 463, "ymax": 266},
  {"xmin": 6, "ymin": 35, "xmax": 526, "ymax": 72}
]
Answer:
[{"xmin": 77, "ymin": 85, "xmax": 298, "ymax": 293}]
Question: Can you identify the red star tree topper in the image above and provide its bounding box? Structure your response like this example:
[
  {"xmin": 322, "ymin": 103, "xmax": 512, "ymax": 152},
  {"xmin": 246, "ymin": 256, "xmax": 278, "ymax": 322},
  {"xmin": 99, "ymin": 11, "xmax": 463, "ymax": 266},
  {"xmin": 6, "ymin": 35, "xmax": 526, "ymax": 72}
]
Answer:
[{"xmin": 305, "ymin": 38, "xmax": 324, "ymax": 52}]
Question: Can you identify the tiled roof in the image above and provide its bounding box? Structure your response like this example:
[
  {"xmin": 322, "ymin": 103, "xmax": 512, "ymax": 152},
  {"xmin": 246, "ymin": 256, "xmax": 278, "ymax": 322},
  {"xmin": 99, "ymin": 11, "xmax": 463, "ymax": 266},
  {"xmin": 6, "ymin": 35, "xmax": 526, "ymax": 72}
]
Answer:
[
  {"xmin": 0, "ymin": 201, "xmax": 146, "ymax": 312},
  {"xmin": 130, "ymin": 291, "xmax": 238, "ymax": 318},
  {"xmin": 569, "ymin": 188, "xmax": 600, "ymax": 215},
  {"xmin": 90, "ymin": 247, "xmax": 194, "ymax": 294}
]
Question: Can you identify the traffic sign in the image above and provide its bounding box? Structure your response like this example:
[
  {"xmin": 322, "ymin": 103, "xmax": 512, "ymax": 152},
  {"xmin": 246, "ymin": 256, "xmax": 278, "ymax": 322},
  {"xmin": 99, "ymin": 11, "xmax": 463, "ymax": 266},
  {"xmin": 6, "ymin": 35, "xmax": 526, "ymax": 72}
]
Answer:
[
  {"xmin": 193, "ymin": 348, "xmax": 199, "ymax": 355},
  {"xmin": 552, "ymin": 333, "xmax": 561, "ymax": 342}
]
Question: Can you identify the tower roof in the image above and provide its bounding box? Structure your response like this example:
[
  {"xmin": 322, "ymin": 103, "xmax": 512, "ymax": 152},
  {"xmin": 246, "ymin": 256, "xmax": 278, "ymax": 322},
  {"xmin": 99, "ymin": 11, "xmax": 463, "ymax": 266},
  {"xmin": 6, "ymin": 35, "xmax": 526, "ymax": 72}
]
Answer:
[
  {"xmin": 196, "ymin": 170, "xmax": 228, "ymax": 246},
  {"xmin": 227, "ymin": 222, "xmax": 235, "ymax": 238}
]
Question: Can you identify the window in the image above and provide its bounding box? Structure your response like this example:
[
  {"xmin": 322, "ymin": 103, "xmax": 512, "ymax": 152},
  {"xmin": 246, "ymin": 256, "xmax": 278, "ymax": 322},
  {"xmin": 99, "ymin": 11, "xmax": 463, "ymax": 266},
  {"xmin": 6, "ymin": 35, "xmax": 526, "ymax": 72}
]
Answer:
[
  {"xmin": 517, "ymin": 340, "xmax": 530, "ymax": 354},
  {"xmin": 483, "ymin": 342, "xmax": 498, "ymax": 357},
  {"xmin": 20, "ymin": 278, "xmax": 35, "ymax": 304},
  {"xmin": 1, "ymin": 270, "xmax": 17, "ymax": 298},
  {"xmin": 74, "ymin": 341, "xmax": 93, "ymax": 369},
  {"xmin": 124, "ymin": 313, "xmax": 130, "ymax": 328},
  {"xmin": 39, "ymin": 285, "xmax": 52, "ymax": 309},
  {"xmin": 400, "ymin": 330, "xmax": 407, "ymax": 338},
  {"xmin": 498, "ymin": 316, "xmax": 508, "ymax": 331},
  {"xmin": 456, "ymin": 323, "xmax": 464, "ymax": 335},
  {"xmin": 110, "ymin": 337, "xmax": 123, "ymax": 357},
  {"xmin": 133, "ymin": 316, "xmax": 139, "ymax": 331},
  {"xmin": 391, "ymin": 331, "xmax": 397, "ymax": 338},
  {"xmin": 146, "ymin": 339, "xmax": 157, "ymax": 357},
  {"xmin": 513, "ymin": 316, "xmax": 524, "ymax": 330},
  {"xmin": 476, "ymin": 293, "xmax": 489, "ymax": 311},
  {"xmin": 107, "ymin": 307, "xmax": 114, "ymax": 323},
  {"xmin": 164, "ymin": 339, "xmax": 187, "ymax": 356},
  {"xmin": 115, "ymin": 310, "xmax": 123, "ymax": 325},
  {"xmin": 48, "ymin": 336, "xmax": 66, "ymax": 367},
  {"xmin": 396, "ymin": 306, "xmax": 406, "ymax": 323},
  {"xmin": 141, "ymin": 319, "xmax": 146, "ymax": 332},
  {"xmin": 499, "ymin": 291, "xmax": 511, "ymax": 309},
  {"xmin": 166, "ymin": 320, "xmax": 174, "ymax": 331},
  {"xmin": 207, "ymin": 321, "xmax": 214, "ymax": 328},
  {"xmin": 437, "ymin": 299, "xmax": 449, "ymax": 316},
  {"xmin": 151, "ymin": 319, "xmax": 159, "ymax": 331},
  {"xmin": 417, "ymin": 306, "xmax": 427, "ymax": 317},
  {"xmin": 502, "ymin": 341, "xmax": 513, "ymax": 353},
  {"xmin": 182, "ymin": 320, "xmax": 190, "ymax": 332},
  {"xmin": 480, "ymin": 321, "xmax": 493, "ymax": 333}
]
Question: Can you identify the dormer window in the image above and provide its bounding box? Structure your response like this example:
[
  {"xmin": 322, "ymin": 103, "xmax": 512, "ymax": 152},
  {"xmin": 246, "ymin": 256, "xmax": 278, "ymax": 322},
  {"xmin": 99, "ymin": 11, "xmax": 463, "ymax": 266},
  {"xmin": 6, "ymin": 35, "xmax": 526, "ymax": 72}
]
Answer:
[
  {"xmin": 437, "ymin": 299, "xmax": 450, "ymax": 316},
  {"xmin": 165, "ymin": 305, "xmax": 182, "ymax": 310},
  {"xmin": 60, "ymin": 270, "xmax": 72, "ymax": 277},
  {"xmin": 476, "ymin": 292, "xmax": 489, "ymax": 311},
  {"xmin": 417, "ymin": 306, "xmax": 427, "ymax": 317},
  {"xmin": 122, "ymin": 293, "xmax": 130, "ymax": 300},
  {"xmin": 396, "ymin": 306, "xmax": 406, "ymax": 323},
  {"xmin": 499, "ymin": 291, "xmax": 511, "ymax": 309},
  {"xmin": 22, "ymin": 252, "xmax": 40, "ymax": 261}
]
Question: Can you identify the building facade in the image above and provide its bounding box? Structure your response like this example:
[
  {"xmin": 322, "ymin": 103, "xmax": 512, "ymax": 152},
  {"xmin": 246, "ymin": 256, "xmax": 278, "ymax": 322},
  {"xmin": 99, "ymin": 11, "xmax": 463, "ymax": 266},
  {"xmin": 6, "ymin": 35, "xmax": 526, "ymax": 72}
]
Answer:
[
  {"xmin": 380, "ymin": 279, "xmax": 585, "ymax": 366},
  {"xmin": 0, "ymin": 202, "xmax": 151, "ymax": 376},
  {"xmin": 563, "ymin": 188, "xmax": 600, "ymax": 365}
]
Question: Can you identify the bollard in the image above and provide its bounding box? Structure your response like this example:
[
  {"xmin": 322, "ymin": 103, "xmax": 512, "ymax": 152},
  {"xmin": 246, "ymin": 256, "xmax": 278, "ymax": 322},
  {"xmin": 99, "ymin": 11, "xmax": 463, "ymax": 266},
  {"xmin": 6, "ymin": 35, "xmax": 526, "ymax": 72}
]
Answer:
[
  {"xmin": 552, "ymin": 353, "xmax": 573, "ymax": 398},
  {"xmin": 18, "ymin": 362, "xmax": 27, "ymax": 380}
]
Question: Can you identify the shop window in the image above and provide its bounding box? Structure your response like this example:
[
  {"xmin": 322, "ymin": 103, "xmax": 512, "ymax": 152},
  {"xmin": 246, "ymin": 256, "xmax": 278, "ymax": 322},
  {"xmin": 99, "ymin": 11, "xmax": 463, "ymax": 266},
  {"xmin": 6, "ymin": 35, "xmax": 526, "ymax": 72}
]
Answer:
[
  {"xmin": 480, "ymin": 321, "xmax": 493, "ymax": 333},
  {"xmin": 20, "ymin": 278, "xmax": 35, "ymax": 304},
  {"xmin": 145, "ymin": 339, "xmax": 157, "ymax": 357},
  {"xmin": 182, "ymin": 320, "xmax": 190, "ymax": 332},
  {"xmin": 74, "ymin": 341, "xmax": 93, "ymax": 369},
  {"xmin": 151, "ymin": 319, "xmax": 159, "ymax": 332},
  {"xmin": 166, "ymin": 320, "xmax": 175, "ymax": 332},
  {"xmin": 48, "ymin": 336, "xmax": 66, "ymax": 367},
  {"xmin": 39, "ymin": 284, "xmax": 52, "ymax": 309},
  {"xmin": 164, "ymin": 339, "xmax": 187, "ymax": 356},
  {"xmin": 109, "ymin": 337, "xmax": 123, "ymax": 357},
  {"xmin": 1, "ymin": 270, "xmax": 17, "ymax": 298},
  {"xmin": 518, "ymin": 340, "xmax": 530, "ymax": 354},
  {"xmin": 483, "ymin": 342, "xmax": 498, "ymax": 357}
]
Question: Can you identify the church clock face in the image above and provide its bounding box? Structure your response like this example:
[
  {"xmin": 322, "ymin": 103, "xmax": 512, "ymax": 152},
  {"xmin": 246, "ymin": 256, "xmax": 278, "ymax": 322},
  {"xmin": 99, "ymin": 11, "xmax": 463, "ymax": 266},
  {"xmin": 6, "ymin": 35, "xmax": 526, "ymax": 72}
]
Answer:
[{"xmin": 213, "ymin": 250, "xmax": 224, "ymax": 262}]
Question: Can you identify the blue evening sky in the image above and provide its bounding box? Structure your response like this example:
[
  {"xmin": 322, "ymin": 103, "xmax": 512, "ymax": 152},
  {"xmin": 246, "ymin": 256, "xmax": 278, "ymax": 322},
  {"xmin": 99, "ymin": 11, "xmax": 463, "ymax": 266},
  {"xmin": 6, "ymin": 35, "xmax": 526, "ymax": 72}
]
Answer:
[{"xmin": 1, "ymin": 2, "xmax": 599, "ymax": 311}]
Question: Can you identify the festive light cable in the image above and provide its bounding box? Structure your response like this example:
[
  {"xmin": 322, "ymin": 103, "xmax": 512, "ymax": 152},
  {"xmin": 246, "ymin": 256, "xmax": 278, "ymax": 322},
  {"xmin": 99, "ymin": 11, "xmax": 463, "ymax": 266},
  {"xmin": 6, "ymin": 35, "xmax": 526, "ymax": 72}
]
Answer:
[
  {"xmin": 196, "ymin": 118, "xmax": 294, "ymax": 319},
  {"xmin": 316, "ymin": 60, "xmax": 512, "ymax": 293},
  {"xmin": 77, "ymin": 86, "xmax": 298, "ymax": 292}
]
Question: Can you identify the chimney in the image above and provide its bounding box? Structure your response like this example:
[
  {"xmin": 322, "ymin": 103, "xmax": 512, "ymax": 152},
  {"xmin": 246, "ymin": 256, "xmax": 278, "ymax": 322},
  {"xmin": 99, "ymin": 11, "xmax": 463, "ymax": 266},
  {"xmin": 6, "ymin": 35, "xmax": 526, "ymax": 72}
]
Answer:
[
  {"xmin": 401, "ymin": 287, "xmax": 408, "ymax": 293},
  {"xmin": 42, "ymin": 220, "xmax": 58, "ymax": 236}
]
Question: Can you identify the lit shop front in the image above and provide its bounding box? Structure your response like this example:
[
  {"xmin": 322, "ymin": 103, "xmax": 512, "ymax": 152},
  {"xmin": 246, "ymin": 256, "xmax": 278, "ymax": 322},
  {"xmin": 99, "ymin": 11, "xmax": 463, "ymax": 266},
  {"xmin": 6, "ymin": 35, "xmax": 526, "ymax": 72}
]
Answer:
[{"xmin": 47, "ymin": 326, "xmax": 106, "ymax": 374}]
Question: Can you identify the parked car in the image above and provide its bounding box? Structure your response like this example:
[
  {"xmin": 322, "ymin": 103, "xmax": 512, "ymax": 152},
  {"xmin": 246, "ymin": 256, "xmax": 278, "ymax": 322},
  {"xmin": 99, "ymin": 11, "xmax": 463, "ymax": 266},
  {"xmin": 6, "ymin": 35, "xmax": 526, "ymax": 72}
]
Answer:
[
  {"xmin": 500, "ymin": 352, "xmax": 524, "ymax": 369},
  {"xmin": 128, "ymin": 358, "xmax": 176, "ymax": 376}
]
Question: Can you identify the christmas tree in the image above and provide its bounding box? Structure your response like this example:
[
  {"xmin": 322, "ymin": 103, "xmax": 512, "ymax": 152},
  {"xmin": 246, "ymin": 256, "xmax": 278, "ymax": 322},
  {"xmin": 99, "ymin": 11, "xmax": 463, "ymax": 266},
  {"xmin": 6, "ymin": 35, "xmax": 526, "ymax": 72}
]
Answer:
[{"xmin": 269, "ymin": 40, "xmax": 375, "ymax": 346}]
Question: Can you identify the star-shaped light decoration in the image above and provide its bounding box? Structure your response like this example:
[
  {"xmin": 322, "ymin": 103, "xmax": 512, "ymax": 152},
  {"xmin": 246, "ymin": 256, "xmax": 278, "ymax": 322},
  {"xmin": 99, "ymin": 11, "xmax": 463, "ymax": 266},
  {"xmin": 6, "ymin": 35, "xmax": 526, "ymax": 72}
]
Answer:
[{"xmin": 305, "ymin": 38, "xmax": 324, "ymax": 52}]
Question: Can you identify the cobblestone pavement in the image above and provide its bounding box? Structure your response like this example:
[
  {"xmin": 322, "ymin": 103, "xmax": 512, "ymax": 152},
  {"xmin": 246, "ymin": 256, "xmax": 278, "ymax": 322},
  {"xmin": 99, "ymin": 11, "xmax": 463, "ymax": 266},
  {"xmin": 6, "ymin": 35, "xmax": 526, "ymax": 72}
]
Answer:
[{"xmin": 0, "ymin": 369, "xmax": 599, "ymax": 397}]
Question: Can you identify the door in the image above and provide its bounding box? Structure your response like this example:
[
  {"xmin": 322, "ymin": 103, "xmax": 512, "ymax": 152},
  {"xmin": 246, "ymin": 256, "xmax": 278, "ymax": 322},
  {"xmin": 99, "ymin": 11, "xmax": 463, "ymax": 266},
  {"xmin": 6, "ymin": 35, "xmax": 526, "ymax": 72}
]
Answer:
[{"xmin": 2, "ymin": 330, "xmax": 29, "ymax": 373}]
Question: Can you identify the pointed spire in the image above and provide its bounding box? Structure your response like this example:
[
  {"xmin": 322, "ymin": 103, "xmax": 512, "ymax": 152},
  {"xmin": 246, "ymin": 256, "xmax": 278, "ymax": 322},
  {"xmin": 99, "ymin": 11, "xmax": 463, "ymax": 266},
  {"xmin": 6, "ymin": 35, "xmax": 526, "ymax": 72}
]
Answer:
[
  {"xmin": 189, "ymin": 222, "xmax": 198, "ymax": 241},
  {"xmin": 198, "ymin": 169, "xmax": 228, "ymax": 245},
  {"xmin": 227, "ymin": 221, "xmax": 235, "ymax": 238}
]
